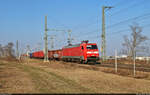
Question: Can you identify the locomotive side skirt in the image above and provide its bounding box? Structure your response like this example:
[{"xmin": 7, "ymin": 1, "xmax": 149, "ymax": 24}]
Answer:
[
  {"xmin": 62, "ymin": 56, "xmax": 84, "ymax": 60},
  {"xmin": 87, "ymin": 56, "xmax": 99, "ymax": 61}
]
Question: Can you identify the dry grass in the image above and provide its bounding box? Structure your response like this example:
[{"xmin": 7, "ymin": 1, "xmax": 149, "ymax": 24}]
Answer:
[
  {"xmin": 27, "ymin": 59, "xmax": 150, "ymax": 80},
  {"xmin": 99, "ymin": 67, "xmax": 149, "ymax": 79},
  {"xmin": 30, "ymin": 59, "xmax": 150, "ymax": 93},
  {"xmin": 101, "ymin": 59, "xmax": 150, "ymax": 67},
  {"xmin": 0, "ymin": 57, "xmax": 18, "ymax": 62},
  {"xmin": 0, "ymin": 61, "xmax": 36, "ymax": 93},
  {"xmin": 1, "ymin": 58, "xmax": 150, "ymax": 93},
  {"xmin": 25, "ymin": 59, "xmax": 150, "ymax": 93},
  {"xmin": 0, "ymin": 59, "xmax": 92, "ymax": 93},
  {"xmin": 43, "ymin": 67, "xmax": 150, "ymax": 93}
]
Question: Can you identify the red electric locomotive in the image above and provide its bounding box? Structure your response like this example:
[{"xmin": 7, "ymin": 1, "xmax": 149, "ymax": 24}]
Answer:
[{"xmin": 62, "ymin": 40, "xmax": 99, "ymax": 63}]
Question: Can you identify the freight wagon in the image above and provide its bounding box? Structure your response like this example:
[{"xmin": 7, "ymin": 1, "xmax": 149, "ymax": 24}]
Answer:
[
  {"xmin": 48, "ymin": 49, "xmax": 62, "ymax": 60},
  {"xmin": 32, "ymin": 51, "xmax": 44, "ymax": 59}
]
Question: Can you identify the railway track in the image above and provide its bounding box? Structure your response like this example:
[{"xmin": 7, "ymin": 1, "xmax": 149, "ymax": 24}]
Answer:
[{"xmin": 95, "ymin": 63, "xmax": 150, "ymax": 72}]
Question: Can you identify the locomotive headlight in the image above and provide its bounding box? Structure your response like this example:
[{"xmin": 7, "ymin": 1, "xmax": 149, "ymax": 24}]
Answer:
[
  {"xmin": 94, "ymin": 51, "xmax": 99, "ymax": 54},
  {"xmin": 87, "ymin": 51, "xmax": 99, "ymax": 54},
  {"xmin": 87, "ymin": 51, "xmax": 92, "ymax": 54}
]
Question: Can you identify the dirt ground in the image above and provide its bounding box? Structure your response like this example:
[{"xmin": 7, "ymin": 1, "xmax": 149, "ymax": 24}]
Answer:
[{"xmin": 0, "ymin": 58, "xmax": 150, "ymax": 93}]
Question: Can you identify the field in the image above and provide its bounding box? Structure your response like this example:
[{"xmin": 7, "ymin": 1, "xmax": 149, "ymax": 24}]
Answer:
[{"xmin": 0, "ymin": 57, "xmax": 150, "ymax": 93}]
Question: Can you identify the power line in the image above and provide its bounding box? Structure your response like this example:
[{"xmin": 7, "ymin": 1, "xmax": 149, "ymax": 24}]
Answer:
[
  {"xmin": 106, "ymin": 12, "xmax": 150, "ymax": 29},
  {"xmin": 113, "ymin": 0, "xmax": 131, "ymax": 7},
  {"xmin": 108, "ymin": 29, "xmax": 130, "ymax": 35},
  {"xmin": 109, "ymin": 23, "xmax": 150, "ymax": 36},
  {"xmin": 74, "ymin": 12, "xmax": 150, "ymax": 38},
  {"xmin": 47, "ymin": 15, "xmax": 69, "ymax": 29},
  {"xmin": 72, "ymin": 0, "xmax": 133, "ymax": 32},
  {"xmin": 106, "ymin": 23, "xmax": 150, "ymax": 37},
  {"xmin": 75, "ymin": 16, "xmax": 150, "ymax": 37},
  {"xmin": 71, "ymin": 3, "xmax": 101, "ymax": 31},
  {"xmin": 67, "ymin": 29, "xmax": 74, "ymax": 45},
  {"xmin": 71, "ymin": 16, "xmax": 98, "ymax": 31},
  {"xmin": 109, "ymin": 0, "xmax": 145, "ymax": 17},
  {"xmin": 68, "ymin": 2, "xmax": 124, "ymax": 35},
  {"xmin": 77, "ymin": 23, "xmax": 150, "ymax": 39},
  {"xmin": 49, "ymin": 35, "xmax": 56, "ymax": 49}
]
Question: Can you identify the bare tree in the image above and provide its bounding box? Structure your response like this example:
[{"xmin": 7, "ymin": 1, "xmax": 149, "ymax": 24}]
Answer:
[
  {"xmin": 119, "ymin": 48, "xmax": 128, "ymax": 55},
  {"xmin": 144, "ymin": 42, "xmax": 150, "ymax": 56},
  {"xmin": 7, "ymin": 42, "xmax": 15, "ymax": 57},
  {"xmin": 0, "ymin": 44, "xmax": 3, "ymax": 57},
  {"xmin": 122, "ymin": 23, "xmax": 148, "ymax": 58},
  {"xmin": 0, "ymin": 42, "xmax": 15, "ymax": 57},
  {"xmin": 3, "ymin": 45, "xmax": 9, "ymax": 57}
]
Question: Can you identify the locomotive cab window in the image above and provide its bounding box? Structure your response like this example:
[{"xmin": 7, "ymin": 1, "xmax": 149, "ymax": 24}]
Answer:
[
  {"xmin": 81, "ymin": 46, "xmax": 84, "ymax": 50},
  {"xmin": 86, "ymin": 45, "xmax": 98, "ymax": 49}
]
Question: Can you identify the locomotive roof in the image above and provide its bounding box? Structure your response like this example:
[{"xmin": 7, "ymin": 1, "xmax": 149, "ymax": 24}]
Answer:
[
  {"xmin": 63, "ymin": 44, "xmax": 81, "ymax": 48},
  {"xmin": 63, "ymin": 43, "xmax": 97, "ymax": 48},
  {"xmin": 48, "ymin": 49, "xmax": 62, "ymax": 51}
]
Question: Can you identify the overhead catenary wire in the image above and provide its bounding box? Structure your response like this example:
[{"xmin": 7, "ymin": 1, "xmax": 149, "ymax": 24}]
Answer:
[
  {"xmin": 72, "ymin": 0, "xmax": 134, "ymax": 32},
  {"xmin": 106, "ymin": 13, "xmax": 150, "ymax": 29},
  {"xmin": 77, "ymin": 23, "xmax": 150, "ymax": 40},
  {"xmin": 71, "ymin": 1, "xmax": 149, "ymax": 41},
  {"xmin": 74, "ymin": 12, "xmax": 150, "ymax": 39},
  {"xmin": 43, "ymin": 1, "xmax": 149, "ymax": 50},
  {"xmin": 108, "ymin": 0, "xmax": 146, "ymax": 17},
  {"xmin": 47, "ymin": 15, "xmax": 69, "ymax": 29},
  {"xmin": 71, "ymin": 16, "xmax": 98, "ymax": 31},
  {"xmin": 113, "ymin": 0, "xmax": 132, "ymax": 7},
  {"xmin": 70, "ymin": 0, "xmax": 128, "ymax": 32},
  {"xmin": 48, "ymin": 1, "xmax": 145, "ymax": 39},
  {"xmin": 107, "ymin": 23, "xmax": 150, "ymax": 36}
]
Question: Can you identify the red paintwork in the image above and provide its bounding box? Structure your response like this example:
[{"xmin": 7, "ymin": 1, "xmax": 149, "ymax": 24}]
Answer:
[
  {"xmin": 48, "ymin": 49, "xmax": 62, "ymax": 59},
  {"xmin": 32, "ymin": 51, "xmax": 44, "ymax": 58},
  {"xmin": 85, "ymin": 43, "xmax": 99, "ymax": 60},
  {"xmin": 62, "ymin": 43, "xmax": 99, "ymax": 61},
  {"xmin": 31, "ymin": 50, "xmax": 62, "ymax": 59},
  {"xmin": 62, "ymin": 46, "xmax": 83, "ymax": 57},
  {"xmin": 31, "ymin": 42, "xmax": 99, "ymax": 62}
]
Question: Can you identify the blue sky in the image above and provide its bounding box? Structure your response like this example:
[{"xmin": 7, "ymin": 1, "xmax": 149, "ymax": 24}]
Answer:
[{"xmin": 0, "ymin": 0, "xmax": 150, "ymax": 55}]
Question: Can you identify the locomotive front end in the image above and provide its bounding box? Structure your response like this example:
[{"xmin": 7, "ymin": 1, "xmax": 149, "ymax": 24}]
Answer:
[{"xmin": 86, "ymin": 44, "xmax": 99, "ymax": 62}]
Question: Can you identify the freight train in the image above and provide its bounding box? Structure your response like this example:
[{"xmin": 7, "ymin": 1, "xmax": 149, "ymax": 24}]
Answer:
[{"xmin": 30, "ymin": 40, "xmax": 99, "ymax": 63}]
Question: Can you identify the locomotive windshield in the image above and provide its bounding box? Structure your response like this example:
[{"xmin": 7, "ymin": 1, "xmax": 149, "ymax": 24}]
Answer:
[{"xmin": 86, "ymin": 45, "xmax": 98, "ymax": 49}]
